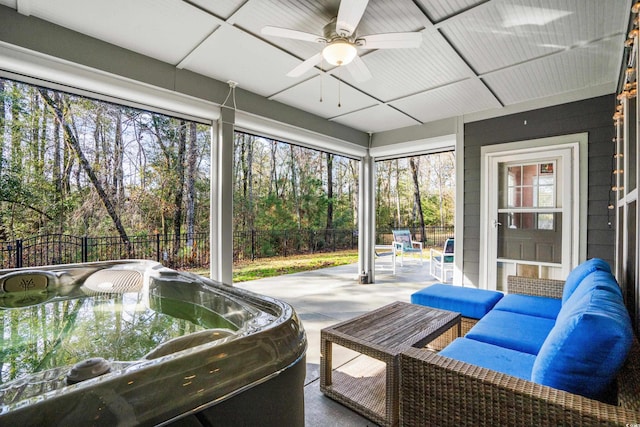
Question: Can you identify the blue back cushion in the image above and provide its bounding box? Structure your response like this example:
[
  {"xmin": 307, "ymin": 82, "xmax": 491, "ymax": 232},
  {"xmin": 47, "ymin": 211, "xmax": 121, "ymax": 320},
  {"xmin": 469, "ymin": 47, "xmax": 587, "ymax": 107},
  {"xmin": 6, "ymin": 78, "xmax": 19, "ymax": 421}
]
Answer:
[
  {"xmin": 465, "ymin": 310, "xmax": 555, "ymax": 355},
  {"xmin": 559, "ymin": 270, "xmax": 622, "ymax": 323},
  {"xmin": 493, "ymin": 294, "xmax": 562, "ymax": 319},
  {"xmin": 531, "ymin": 287, "xmax": 633, "ymax": 400},
  {"xmin": 562, "ymin": 258, "xmax": 611, "ymax": 304}
]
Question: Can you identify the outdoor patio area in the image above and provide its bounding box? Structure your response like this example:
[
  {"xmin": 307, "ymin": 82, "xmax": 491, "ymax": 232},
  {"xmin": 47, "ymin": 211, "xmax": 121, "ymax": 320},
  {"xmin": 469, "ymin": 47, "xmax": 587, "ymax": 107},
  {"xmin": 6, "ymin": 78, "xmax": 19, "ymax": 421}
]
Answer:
[{"xmin": 236, "ymin": 260, "xmax": 439, "ymax": 426}]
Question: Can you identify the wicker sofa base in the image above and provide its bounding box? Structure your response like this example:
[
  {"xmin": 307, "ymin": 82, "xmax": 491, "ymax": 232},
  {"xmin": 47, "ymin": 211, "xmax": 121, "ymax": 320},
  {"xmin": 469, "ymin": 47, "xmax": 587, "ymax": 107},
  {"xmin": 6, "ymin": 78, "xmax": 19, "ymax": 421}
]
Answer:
[
  {"xmin": 400, "ymin": 337, "xmax": 640, "ymax": 426},
  {"xmin": 401, "ymin": 287, "xmax": 640, "ymax": 427},
  {"xmin": 401, "ymin": 274, "xmax": 640, "ymax": 425}
]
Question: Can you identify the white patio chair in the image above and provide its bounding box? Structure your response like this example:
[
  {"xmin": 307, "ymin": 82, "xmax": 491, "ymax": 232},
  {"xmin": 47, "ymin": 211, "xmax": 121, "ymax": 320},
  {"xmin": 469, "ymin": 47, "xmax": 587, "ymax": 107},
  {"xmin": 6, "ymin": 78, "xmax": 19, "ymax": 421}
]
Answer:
[
  {"xmin": 391, "ymin": 229, "xmax": 423, "ymax": 266},
  {"xmin": 430, "ymin": 237, "xmax": 454, "ymax": 282},
  {"xmin": 374, "ymin": 244, "xmax": 396, "ymax": 274}
]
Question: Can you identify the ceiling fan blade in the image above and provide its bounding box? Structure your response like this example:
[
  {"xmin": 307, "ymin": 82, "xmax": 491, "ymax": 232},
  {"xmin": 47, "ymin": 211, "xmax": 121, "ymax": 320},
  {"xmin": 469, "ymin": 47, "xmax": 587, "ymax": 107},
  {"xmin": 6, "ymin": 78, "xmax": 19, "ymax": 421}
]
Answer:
[
  {"xmin": 336, "ymin": 0, "xmax": 369, "ymax": 37},
  {"xmin": 357, "ymin": 32, "xmax": 423, "ymax": 49},
  {"xmin": 287, "ymin": 53, "xmax": 323, "ymax": 77},
  {"xmin": 347, "ymin": 55, "xmax": 372, "ymax": 82},
  {"xmin": 262, "ymin": 26, "xmax": 325, "ymax": 43}
]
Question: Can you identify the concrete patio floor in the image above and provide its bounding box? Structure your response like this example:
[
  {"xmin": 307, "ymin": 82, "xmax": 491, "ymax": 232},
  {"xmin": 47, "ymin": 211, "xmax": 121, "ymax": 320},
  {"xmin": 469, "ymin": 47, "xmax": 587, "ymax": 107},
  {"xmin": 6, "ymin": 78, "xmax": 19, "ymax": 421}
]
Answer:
[{"xmin": 236, "ymin": 260, "xmax": 439, "ymax": 426}]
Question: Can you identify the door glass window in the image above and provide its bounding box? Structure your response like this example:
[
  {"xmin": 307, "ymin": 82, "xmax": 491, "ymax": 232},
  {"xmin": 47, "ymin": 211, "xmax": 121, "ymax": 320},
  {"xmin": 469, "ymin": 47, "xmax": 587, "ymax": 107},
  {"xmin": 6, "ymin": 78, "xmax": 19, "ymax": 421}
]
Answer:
[
  {"xmin": 504, "ymin": 162, "xmax": 556, "ymax": 209},
  {"xmin": 498, "ymin": 160, "xmax": 561, "ymax": 264}
]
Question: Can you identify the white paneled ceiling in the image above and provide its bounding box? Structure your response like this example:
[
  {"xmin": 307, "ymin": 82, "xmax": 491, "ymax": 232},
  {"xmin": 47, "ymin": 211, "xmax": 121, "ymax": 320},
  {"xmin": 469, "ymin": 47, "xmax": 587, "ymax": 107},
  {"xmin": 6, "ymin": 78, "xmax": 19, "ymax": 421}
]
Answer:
[
  {"xmin": 271, "ymin": 74, "xmax": 378, "ymax": 117},
  {"xmin": 4, "ymin": 0, "xmax": 630, "ymax": 133},
  {"xmin": 332, "ymin": 104, "xmax": 421, "ymax": 133},
  {"xmin": 390, "ymin": 78, "xmax": 502, "ymax": 123},
  {"xmin": 18, "ymin": 0, "xmax": 219, "ymax": 65},
  {"xmin": 179, "ymin": 23, "xmax": 308, "ymax": 98}
]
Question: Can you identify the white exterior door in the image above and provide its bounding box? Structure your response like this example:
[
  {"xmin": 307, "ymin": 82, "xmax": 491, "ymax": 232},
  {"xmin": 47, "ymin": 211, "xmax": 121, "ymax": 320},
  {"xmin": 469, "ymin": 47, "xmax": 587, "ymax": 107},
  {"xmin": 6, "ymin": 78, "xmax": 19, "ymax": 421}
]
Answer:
[{"xmin": 480, "ymin": 135, "xmax": 586, "ymax": 290}]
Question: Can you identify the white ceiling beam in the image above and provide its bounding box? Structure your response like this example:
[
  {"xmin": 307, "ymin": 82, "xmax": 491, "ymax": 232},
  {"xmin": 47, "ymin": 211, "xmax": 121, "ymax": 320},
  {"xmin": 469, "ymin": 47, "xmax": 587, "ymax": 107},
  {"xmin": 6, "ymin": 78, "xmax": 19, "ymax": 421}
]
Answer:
[{"xmin": 16, "ymin": 0, "xmax": 32, "ymax": 16}]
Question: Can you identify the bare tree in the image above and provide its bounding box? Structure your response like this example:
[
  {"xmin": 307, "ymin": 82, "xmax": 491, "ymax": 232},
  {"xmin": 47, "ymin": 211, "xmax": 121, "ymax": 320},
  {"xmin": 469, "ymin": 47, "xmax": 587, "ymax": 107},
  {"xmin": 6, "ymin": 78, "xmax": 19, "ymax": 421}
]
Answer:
[
  {"xmin": 38, "ymin": 88, "xmax": 131, "ymax": 255},
  {"xmin": 9, "ymin": 82, "xmax": 23, "ymax": 174},
  {"xmin": 185, "ymin": 121, "xmax": 197, "ymax": 246},
  {"xmin": 0, "ymin": 79, "xmax": 5, "ymax": 175},
  {"xmin": 409, "ymin": 156, "xmax": 425, "ymax": 242},
  {"xmin": 290, "ymin": 145, "xmax": 301, "ymax": 229},
  {"xmin": 113, "ymin": 111, "xmax": 125, "ymax": 204},
  {"xmin": 395, "ymin": 159, "xmax": 401, "ymax": 227},
  {"xmin": 172, "ymin": 120, "xmax": 187, "ymax": 257},
  {"xmin": 269, "ymin": 140, "xmax": 278, "ymax": 197},
  {"xmin": 326, "ymin": 152, "xmax": 334, "ymax": 231}
]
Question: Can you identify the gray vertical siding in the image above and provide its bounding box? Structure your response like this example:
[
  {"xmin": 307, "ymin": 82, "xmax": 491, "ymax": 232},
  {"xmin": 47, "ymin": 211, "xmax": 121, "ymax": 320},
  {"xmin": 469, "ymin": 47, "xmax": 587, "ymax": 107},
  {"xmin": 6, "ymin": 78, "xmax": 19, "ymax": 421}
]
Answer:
[{"xmin": 463, "ymin": 94, "xmax": 615, "ymax": 286}]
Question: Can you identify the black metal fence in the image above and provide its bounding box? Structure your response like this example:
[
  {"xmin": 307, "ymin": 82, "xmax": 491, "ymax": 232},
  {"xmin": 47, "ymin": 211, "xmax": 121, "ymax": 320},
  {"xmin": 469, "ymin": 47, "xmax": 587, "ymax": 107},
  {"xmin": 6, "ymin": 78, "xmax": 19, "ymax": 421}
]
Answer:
[
  {"xmin": 0, "ymin": 226, "xmax": 454, "ymax": 269},
  {"xmin": 0, "ymin": 233, "xmax": 210, "ymax": 270},
  {"xmin": 233, "ymin": 228, "xmax": 358, "ymax": 261},
  {"xmin": 375, "ymin": 225, "xmax": 454, "ymax": 248}
]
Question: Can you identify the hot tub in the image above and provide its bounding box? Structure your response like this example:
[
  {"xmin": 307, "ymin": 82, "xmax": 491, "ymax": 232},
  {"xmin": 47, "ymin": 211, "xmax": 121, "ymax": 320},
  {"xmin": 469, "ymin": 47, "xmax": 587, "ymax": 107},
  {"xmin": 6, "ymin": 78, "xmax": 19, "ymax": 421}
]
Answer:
[{"xmin": 0, "ymin": 260, "xmax": 307, "ymax": 426}]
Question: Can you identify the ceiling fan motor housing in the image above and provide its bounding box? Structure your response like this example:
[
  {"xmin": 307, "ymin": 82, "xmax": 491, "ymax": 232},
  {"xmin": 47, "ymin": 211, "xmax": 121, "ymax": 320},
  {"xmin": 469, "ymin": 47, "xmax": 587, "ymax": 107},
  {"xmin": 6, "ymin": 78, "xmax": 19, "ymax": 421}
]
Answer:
[{"xmin": 324, "ymin": 17, "xmax": 355, "ymax": 42}]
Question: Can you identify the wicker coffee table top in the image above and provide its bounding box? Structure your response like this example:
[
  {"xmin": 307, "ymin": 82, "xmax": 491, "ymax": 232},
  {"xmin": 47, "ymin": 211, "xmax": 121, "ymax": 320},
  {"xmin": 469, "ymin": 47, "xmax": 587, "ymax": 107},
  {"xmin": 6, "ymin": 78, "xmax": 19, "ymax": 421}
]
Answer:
[{"xmin": 320, "ymin": 301, "xmax": 460, "ymax": 426}]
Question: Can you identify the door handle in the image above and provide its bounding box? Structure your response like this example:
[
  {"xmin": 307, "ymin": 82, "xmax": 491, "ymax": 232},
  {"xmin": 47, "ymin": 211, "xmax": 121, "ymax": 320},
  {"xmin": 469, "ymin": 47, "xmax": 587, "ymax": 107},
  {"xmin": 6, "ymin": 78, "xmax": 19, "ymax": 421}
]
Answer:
[{"xmin": 492, "ymin": 219, "xmax": 502, "ymax": 228}]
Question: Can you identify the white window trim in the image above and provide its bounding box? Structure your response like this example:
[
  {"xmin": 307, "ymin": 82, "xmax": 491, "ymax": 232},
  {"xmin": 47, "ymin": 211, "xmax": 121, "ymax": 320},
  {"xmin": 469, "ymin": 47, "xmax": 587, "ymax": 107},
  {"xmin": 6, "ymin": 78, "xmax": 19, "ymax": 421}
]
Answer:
[
  {"xmin": 235, "ymin": 110, "xmax": 367, "ymax": 158},
  {"xmin": 369, "ymin": 134, "xmax": 455, "ymax": 160},
  {"xmin": 479, "ymin": 133, "xmax": 588, "ymax": 289}
]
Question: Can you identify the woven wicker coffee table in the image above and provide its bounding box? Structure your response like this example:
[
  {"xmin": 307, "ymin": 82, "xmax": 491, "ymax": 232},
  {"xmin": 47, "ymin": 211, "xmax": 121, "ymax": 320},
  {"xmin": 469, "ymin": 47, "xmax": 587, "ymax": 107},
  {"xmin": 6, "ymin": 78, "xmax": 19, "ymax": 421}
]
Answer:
[{"xmin": 320, "ymin": 301, "xmax": 460, "ymax": 426}]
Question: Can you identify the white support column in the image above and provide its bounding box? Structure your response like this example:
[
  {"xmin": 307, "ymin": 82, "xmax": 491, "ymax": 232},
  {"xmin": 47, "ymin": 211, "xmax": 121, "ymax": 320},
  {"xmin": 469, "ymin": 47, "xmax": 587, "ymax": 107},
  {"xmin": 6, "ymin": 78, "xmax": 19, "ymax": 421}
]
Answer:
[
  {"xmin": 210, "ymin": 106, "xmax": 234, "ymax": 284},
  {"xmin": 210, "ymin": 121, "xmax": 219, "ymax": 281},
  {"xmin": 358, "ymin": 154, "xmax": 375, "ymax": 283},
  {"xmin": 453, "ymin": 117, "xmax": 465, "ymax": 286}
]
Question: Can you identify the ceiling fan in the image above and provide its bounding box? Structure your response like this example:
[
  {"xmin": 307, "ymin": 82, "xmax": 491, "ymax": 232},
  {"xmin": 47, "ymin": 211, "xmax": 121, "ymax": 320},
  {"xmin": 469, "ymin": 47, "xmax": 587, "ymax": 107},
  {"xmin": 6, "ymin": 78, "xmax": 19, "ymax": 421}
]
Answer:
[{"xmin": 261, "ymin": 0, "xmax": 423, "ymax": 82}]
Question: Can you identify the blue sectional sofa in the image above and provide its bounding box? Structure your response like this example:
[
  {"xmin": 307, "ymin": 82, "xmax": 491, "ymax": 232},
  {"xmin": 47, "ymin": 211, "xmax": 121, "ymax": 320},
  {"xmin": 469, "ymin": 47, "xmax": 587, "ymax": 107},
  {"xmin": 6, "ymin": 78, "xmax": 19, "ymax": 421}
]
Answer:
[{"xmin": 402, "ymin": 259, "xmax": 640, "ymax": 425}]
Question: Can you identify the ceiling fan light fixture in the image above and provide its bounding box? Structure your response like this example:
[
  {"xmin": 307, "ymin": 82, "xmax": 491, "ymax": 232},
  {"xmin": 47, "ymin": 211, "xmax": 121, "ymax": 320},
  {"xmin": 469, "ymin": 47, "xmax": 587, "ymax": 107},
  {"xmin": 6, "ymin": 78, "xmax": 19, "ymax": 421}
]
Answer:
[{"xmin": 322, "ymin": 40, "xmax": 357, "ymax": 66}]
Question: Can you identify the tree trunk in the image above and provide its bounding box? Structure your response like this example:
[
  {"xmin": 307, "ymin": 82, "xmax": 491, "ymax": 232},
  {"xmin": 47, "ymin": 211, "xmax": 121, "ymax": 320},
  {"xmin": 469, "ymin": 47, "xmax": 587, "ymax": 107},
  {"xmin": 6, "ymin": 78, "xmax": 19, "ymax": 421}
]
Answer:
[
  {"xmin": 350, "ymin": 161, "xmax": 358, "ymax": 229},
  {"xmin": 29, "ymin": 89, "xmax": 42, "ymax": 179},
  {"xmin": 10, "ymin": 82, "xmax": 23, "ymax": 174},
  {"xmin": 269, "ymin": 140, "xmax": 278, "ymax": 197},
  {"xmin": 52, "ymin": 92, "xmax": 64, "ymax": 233},
  {"xmin": 38, "ymin": 88, "xmax": 132, "ymax": 255},
  {"xmin": 325, "ymin": 153, "xmax": 334, "ymax": 241},
  {"xmin": 437, "ymin": 154, "xmax": 445, "ymax": 226},
  {"xmin": 239, "ymin": 133, "xmax": 249, "ymax": 230},
  {"xmin": 409, "ymin": 156, "xmax": 425, "ymax": 243},
  {"xmin": 246, "ymin": 134, "xmax": 254, "ymax": 231},
  {"xmin": 39, "ymin": 99, "xmax": 48, "ymax": 179},
  {"xmin": 59, "ymin": 92, "xmax": 73, "ymax": 195},
  {"xmin": 185, "ymin": 121, "xmax": 197, "ymax": 247},
  {"xmin": 395, "ymin": 159, "xmax": 401, "ymax": 227},
  {"xmin": 0, "ymin": 79, "xmax": 5, "ymax": 175},
  {"xmin": 114, "ymin": 111, "xmax": 125, "ymax": 205},
  {"xmin": 290, "ymin": 145, "xmax": 301, "ymax": 229},
  {"xmin": 172, "ymin": 120, "xmax": 187, "ymax": 258}
]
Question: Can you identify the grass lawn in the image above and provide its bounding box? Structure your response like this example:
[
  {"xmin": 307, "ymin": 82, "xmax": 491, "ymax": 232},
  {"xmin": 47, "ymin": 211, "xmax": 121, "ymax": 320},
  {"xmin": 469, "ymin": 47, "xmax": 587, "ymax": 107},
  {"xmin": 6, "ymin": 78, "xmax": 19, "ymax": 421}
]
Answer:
[{"xmin": 187, "ymin": 250, "xmax": 359, "ymax": 283}]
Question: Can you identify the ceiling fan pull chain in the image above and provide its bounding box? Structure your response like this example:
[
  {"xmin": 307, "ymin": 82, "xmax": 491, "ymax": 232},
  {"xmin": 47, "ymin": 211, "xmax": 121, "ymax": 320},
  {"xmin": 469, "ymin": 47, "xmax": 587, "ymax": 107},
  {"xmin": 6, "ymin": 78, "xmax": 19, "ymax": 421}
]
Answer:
[
  {"xmin": 338, "ymin": 67, "xmax": 342, "ymax": 108},
  {"xmin": 320, "ymin": 57, "xmax": 324, "ymax": 103}
]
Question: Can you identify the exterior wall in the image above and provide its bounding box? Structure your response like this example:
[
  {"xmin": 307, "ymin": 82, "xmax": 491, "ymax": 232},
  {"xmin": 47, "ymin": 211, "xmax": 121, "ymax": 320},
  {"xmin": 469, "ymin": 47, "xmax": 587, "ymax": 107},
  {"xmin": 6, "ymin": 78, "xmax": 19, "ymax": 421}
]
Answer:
[{"xmin": 463, "ymin": 95, "xmax": 615, "ymax": 286}]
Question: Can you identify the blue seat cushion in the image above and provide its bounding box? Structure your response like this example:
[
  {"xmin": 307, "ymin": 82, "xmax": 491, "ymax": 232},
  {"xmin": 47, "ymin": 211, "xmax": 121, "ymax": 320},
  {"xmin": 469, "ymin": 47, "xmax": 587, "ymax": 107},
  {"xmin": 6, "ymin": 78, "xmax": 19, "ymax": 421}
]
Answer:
[
  {"xmin": 411, "ymin": 284, "xmax": 503, "ymax": 319},
  {"xmin": 439, "ymin": 337, "xmax": 535, "ymax": 381},
  {"xmin": 465, "ymin": 310, "xmax": 555, "ymax": 355},
  {"xmin": 562, "ymin": 258, "xmax": 611, "ymax": 304},
  {"xmin": 532, "ymin": 288, "xmax": 633, "ymax": 401},
  {"xmin": 493, "ymin": 294, "xmax": 561, "ymax": 319}
]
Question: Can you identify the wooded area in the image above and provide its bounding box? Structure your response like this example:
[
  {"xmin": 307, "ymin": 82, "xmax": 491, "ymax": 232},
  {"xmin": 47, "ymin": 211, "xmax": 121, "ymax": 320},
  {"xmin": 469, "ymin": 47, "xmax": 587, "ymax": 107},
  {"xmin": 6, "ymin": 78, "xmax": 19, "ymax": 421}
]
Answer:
[
  {"xmin": 0, "ymin": 77, "xmax": 454, "ymax": 264},
  {"xmin": 0, "ymin": 79, "xmax": 211, "ymax": 255},
  {"xmin": 233, "ymin": 134, "xmax": 455, "ymax": 236}
]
